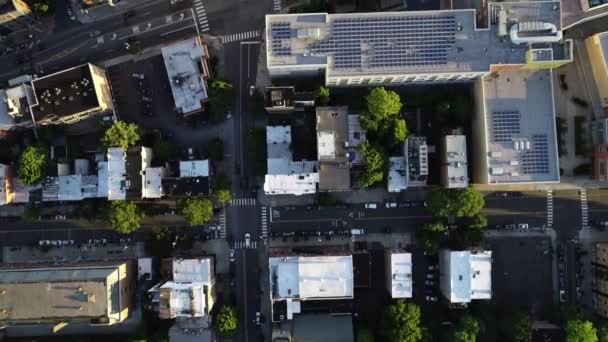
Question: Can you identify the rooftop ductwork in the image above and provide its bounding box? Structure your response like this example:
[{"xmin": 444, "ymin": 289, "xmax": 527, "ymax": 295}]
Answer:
[{"xmin": 510, "ymin": 21, "xmax": 562, "ymax": 45}]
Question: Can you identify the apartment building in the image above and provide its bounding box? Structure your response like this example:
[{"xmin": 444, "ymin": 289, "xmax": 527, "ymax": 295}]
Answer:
[
  {"xmin": 385, "ymin": 251, "xmax": 413, "ymax": 298},
  {"xmin": 0, "ymin": 82, "xmax": 36, "ymax": 130},
  {"xmin": 441, "ymin": 135, "xmax": 468, "ymax": 188},
  {"xmin": 0, "ymin": 0, "xmax": 35, "ymax": 35},
  {"xmin": 388, "ymin": 136, "xmax": 428, "ymax": 192},
  {"xmin": 439, "ymin": 249, "xmax": 492, "ymax": 305},
  {"xmin": 0, "ymin": 164, "xmax": 14, "ymax": 205},
  {"xmin": 162, "ymin": 36, "xmax": 210, "ymax": 117},
  {"xmin": 269, "ymin": 255, "xmax": 353, "ymax": 321}
]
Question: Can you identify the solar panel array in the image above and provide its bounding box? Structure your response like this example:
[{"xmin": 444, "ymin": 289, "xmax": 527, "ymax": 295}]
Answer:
[
  {"xmin": 308, "ymin": 15, "xmax": 457, "ymax": 70},
  {"xmin": 491, "ymin": 111, "xmax": 521, "ymax": 143},
  {"xmin": 522, "ymin": 134, "xmax": 550, "ymax": 174},
  {"xmin": 271, "ymin": 22, "xmax": 291, "ymax": 56}
]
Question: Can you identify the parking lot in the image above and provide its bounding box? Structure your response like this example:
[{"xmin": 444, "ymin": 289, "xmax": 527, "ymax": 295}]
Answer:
[
  {"xmin": 486, "ymin": 236, "xmax": 554, "ymax": 318},
  {"xmin": 107, "ymin": 55, "xmax": 223, "ymax": 151}
]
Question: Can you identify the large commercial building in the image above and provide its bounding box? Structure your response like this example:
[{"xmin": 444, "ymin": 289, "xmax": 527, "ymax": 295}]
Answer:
[
  {"xmin": 0, "ymin": 0, "xmax": 34, "ymax": 36},
  {"xmin": 29, "ymin": 63, "xmax": 114, "ymax": 126},
  {"xmin": 162, "ymin": 37, "xmax": 210, "ymax": 117},
  {"xmin": 0, "ymin": 261, "xmax": 133, "ymax": 328},
  {"xmin": 585, "ymin": 32, "xmax": 608, "ymax": 114},
  {"xmin": 439, "ymin": 250, "xmax": 492, "ymax": 304},
  {"xmin": 266, "ymin": 4, "xmax": 571, "ymax": 86},
  {"xmin": 269, "ymin": 255, "xmax": 353, "ymax": 321}
]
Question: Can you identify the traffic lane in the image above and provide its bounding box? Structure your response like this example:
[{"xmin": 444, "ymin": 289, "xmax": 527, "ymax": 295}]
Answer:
[
  {"xmin": 268, "ymin": 215, "xmax": 429, "ymax": 234},
  {"xmin": 225, "ymin": 205, "xmax": 261, "ymax": 241},
  {"xmin": 553, "ymin": 196, "xmax": 583, "ymax": 240},
  {"xmin": 483, "ymin": 195, "xmax": 547, "ymax": 213},
  {"xmin": 271, "ymin": 205, "xmax": 431, "ymax": 222},
  {"xmin": 235, "ymin": 248, "xmax": 263, "ymax": 342}
]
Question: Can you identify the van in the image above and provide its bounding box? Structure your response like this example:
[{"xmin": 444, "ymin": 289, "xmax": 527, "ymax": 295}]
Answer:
[{"xmin": 351, "ymin": 228, "xmax": 365, "ymax": 235}]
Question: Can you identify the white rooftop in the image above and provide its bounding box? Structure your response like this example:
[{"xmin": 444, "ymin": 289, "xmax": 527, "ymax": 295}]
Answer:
[
  {"xmin": 388, "ymin": 252, "xmax": 413, "ymax": 298},
  {"xmin": 107, "ymin": 147, "xmax": 126, "ymax": 200},
  {"xmin": 160, "ymin": 281, "xmax": 206, "ymax": 318},
  {"xmin": 270, "ymin": 255, "xmax": 353, "ymax": 300},
  {"xmin": 444, "ymin": 135, "xmax": 468, "ymax": 188},
  {"xmin": 388, "ymin": 157, "xmax": 407, "ymax": 192},
  {"xmin": 179, "ymin": 160, "xmax": 209, "ymax": 178},
  {"xmin": 439, "ymin": 250, "xmax": 492, "ymax": 303},
  {"xmin": 317, "ymin": 131, "xmax": 336, "ymax": 160},
  {"xmin": 161, "ymin": 37, "xmax": 208, "ymax": 114},
  {"xmin": 483, "ymin": 69, "xmax": 559, "ymax": 183},
  {"xmin": 264, "ymin": 173, "xmax": 319, "ymax": 195},
  {"xmin": 144, "ymin": 167, "xmax": 164, "ymax": 199},
  {"xmin": 97, "ymin": 161, "xmax": 108, "ymax": 198},
  {"xmin": 172, "ymin": 258, "xmax": 212, "ymax": 284},
  {"xmin": 267, "ymin": 125, "xmax": 292, "ymax": 144}
]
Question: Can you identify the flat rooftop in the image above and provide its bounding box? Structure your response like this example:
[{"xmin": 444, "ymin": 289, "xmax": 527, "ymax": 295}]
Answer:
[
  {"xmin": 30, "ymin": 64, "xmax": 101, "ymax": 122},
  {"xmin": 161, "ymin": 37, "xmax": 208, "ymax": 114},
  {"xmin": 440, "ymin": 250, "xmax": 492, "ymax": 303},
  {"xmin": 162, "ymin": 177, "xmax": 209, "ymax": 197},
  {"xmin": 0, "ymin": 263, "xmax": 124, "ymax": 321},
  {"xmin": 317, "ymin": 106, "xmax": 350, "ymax": 191},
  {"xmin": 107, "ymin": 147, "xmax": 126, "ymax": 200},
  {"xmin": 179, "ymin": 160, "xmax": 209, "ymax": 178},
  {"xmin": 444, "ymin": 135, "xmax": 468, "ymax": 188},
  {"xmin": 483, "ymin": 69, "xmax": 559, "ymax": 183},
  {"xmin": 266, "ymin": 3, "xmax": 565, "ymax": 78},
  {"xmin": 270, "ymin": 255, "xmax": 354, "ymax": 300},
  {"xmin": 171, "ymin": 257, "xmax": 212, "ymax": 283},
  {"xmin": 389, "ymin": 252, "xmax": 413, "ymax": 298},
  {"xmin": 388, "ymin": 157, "xmax": 407, "ymax": 192}
]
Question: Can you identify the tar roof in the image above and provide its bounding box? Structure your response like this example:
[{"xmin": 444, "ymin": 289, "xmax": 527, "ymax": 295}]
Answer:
[
  {"xmin": 0, "ymin": 264, "xmax": 122, "ymax": 321},
  {"xmin": 483, "ymin": 69, "xmax": 559, "ymax": 183},
  {"xmin": 162, "ymin": 177, "xmax": 209, "ymax": 197},
  {"xmin": 266, "ymin": 3, "xmax": 564, "ymax": 77},
  {"xmin": 30, "ymin": 64, "xmax": 101, "ymax": 122}
]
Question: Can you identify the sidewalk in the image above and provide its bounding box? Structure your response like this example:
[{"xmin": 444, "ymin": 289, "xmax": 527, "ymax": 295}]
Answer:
[{"xmin": 70, "ymin": 0, "xmax": 163, "ymax": 24}]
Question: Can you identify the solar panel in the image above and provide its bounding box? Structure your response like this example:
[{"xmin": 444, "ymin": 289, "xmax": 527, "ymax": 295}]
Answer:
[
  {"xmin": 522, "ymin": 135, "xmax": 550, "ymax": 175},
  {"xmin": 491, "ymin": 111, "xmax": 521, "ymax": 143},
  {"xmin": 271, "ymin": 22, "xmax": 292, "ymax": 56}
]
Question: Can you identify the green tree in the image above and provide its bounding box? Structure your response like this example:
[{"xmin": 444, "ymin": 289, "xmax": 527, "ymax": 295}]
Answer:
[
  {"xmin": 102, "ymin": 121, "xmax": 140, "ymax": 149},
  {"xmin": 208, "ymin": 137, "xmax": 224, "ymax": 162},
  {"xmin": 598, "ymin": 325, "xmax": 608, "ymax": 342},
  {"xmin": 153, "ymin": 140, "xmax": 176, "ymax": 164},
  {"xmin": 362, "ymin": 87, "xmax": 402, "ymax": 131},
  {"xmin": 208, "ymin": 80, "xmax": 234, "ymax": 123},
  {"xmin": 469, "ymin": 213, "xmax": 488, "ymax": 229},
  {"xmin": 213, "ymin": 189, "xmax": 232, "ymax": 205},
  {"xmin": 357, "ymin": 326, "xmax": 375, "ymax": 342},
  {"xmin": 383, "ymin": 300, "xmax": 424, "ymax": 342},
  {"xmin": 17, "ymin": 146, "xmax": 48, "ymax": 185},
  {"xmin": 565, "ymin": 320, "xmax": 598, "ymax": 342},
  {"xmin": 315, "ymin": 86, "xmax": 330, "ymax": 105},
  {"xmin": 504, "ymin": 313, "xmax": 532, "ymax": 342},
  {"xmin": 107, "ymin": 201, "xmax": 144, "ymax": 234},
  {"xmin": 417, "ymin": 222, "xmax": 446, "ymax": 254},
  {"xmin": 33, "ymin": 0, "xmax": 50, "ymax": 14},
  {"xmin": 216, "ymin": 305, "xmax": 238, "ymax": 337},
  {"xmin": 452, "ymin": 315, "xmax": 480, "ymax": 342},
  {"xmin": 358, "ymin": 141, "xmax": 386, "ymax": 188},
  {"xmin": 392, "ymin": 118, "xmax": 408, "ymax": 144},
  {"xmin": 428, "ymin": 187, "xmax": 485, "ymax": 218},
  {"xmin": 178, "ymin": 197, "xmax": 213, "ymax": 226}
]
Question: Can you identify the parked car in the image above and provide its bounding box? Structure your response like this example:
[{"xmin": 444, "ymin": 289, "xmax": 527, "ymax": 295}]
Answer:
[
  {"xmin": 398, "ymin": 202, "xmax": 411, "ymax": 208},
  {"xmin": 425, "ymin": 280, "xmax": 435, "ymax": 286},
  {"xmin": 245, "ymin": 233, "xmax": 251, "ymax": 248},
  {"xmin": 385, "ymin": 202, "xmax": 397, "ymax": 208},
  {"xmin": 229, "ymin": 249, "xmax": 235, "ymax": 262},
  {"xmin": 351, "ymin": 228, "xmax": 365, "ymax": 235},
  {"xmin": 518, "ymin": 223, "xmax": 529, "ymax": 230},
  {"xmin": 428, "ymin": 265, "xmax": 437, "ymax": 271},
  {"xmin": 255, "ymin": 312, "xmax": 261, "ymax": 325},
  {"xmin": 426, "ymin": 296, "xmax": 438, "ymax": 302},
  {"xmin": 249, "ymin": 85, "xmax": 255, "ymax": 96},
  {"xmin": 66, "ymin": 7, "xmax": 75, "ymax": 20},
  {"xmin": 506, "ymin": 224, "xmax": 516, "ymax": 230},
  {"xmin": 364, "ymin": 203, "xmax": 377, "ymax": 209},
  {"xmin": 426, "ymin": 273, "xmax": 436, "ymax": 279},
  {"xmin": 132, "ymin": 73, "xmax": 145, "ymax": 80},
  {"xmin": 560, "ymin": 290, "xmax": 566, "ymax": 303}
]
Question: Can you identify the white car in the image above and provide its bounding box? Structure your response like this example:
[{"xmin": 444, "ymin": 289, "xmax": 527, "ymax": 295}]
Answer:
[
  {"xmin": 518, "ymin": 223, "xmax": 529, "ymax": 230},
  {"xmin": 229, "ymin": 249, "xmax": 235, "ymax": 262},
  {"xmin": 426, "ymin": 296, "xmax": 438, "ymax": 302},
  {"xmin": 426, "ymin": 273, "xmax": 436, "ymax": 279},
  {"xmin": 249, "ymin": 85, "xmax": 255, "ymax": 96},
  {"xmin": 364, "ymin": 203, "xmax": 377, "ymax": 209},
  {"xmin": 385, "ymin": 202, "xmax": 397, "ymax": 208},
  {"xmin": 245, "ymin": 233, "xmax": 251, "ymax": 248},
  {"xmin": 256, "ymin": 312, "xmax": 261, "ymax": 325}
]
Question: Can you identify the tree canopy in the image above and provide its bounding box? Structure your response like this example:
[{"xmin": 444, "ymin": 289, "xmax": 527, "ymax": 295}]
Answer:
[
  {"xmin": 107, "ymin": 201, "xmax": 144, "ymax": 234},
  {"xmin": 17, "ymin": 146, "xmax": 48, "ymax": 185},
  {"xmin": 208, "ymin": 80, "xmax": 234, "ymax": 123},
  {"xmin": 566, "ymin": 320, "xmax": 598, "ymax": 342},
  {"xmin": 364, "ymin": 87, "xmax": 402, "ymax": 131},
  {"xmin": 428, "ymin": 187, "xmax": 485, "ymax": 218},
  {"xmin": 315, "ymin": 86, "xmax": 330, "ymax": 105},
  {"xmin": 103, "ymin": 121, "xmax": 140, "ymax": 149},
  {"xmin": 452, "ymin": 315, "xmax": 480, "ymax": 342},
  {"xmin": 216, "ymin": 305, "xmax": 238, "ymax": 337},
  {"xmin": 383, "ymin": 300, "xmax": 424, "ymax": 342},
  {"xmin": 358, "ymin": 141, "xmax": 386, "ymax": 188},
  {"xmin": 213, "ymin": 189, "xmax": 232, "ymax": 205},
  {"xmin": 179, "ymin": 197, "xmax": 213, "ymax": 226},
  {"xmin": 505, "ymin": 313, "xmax": 533, "ymax": 342},
  {"xmin": 392, "ymin": 118, "xmax": 408, "ymax": 144},
  {"xmin": 152, "ymin": 140, "xmax": 176, "ymax": 164}
]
